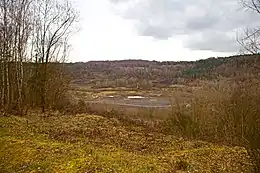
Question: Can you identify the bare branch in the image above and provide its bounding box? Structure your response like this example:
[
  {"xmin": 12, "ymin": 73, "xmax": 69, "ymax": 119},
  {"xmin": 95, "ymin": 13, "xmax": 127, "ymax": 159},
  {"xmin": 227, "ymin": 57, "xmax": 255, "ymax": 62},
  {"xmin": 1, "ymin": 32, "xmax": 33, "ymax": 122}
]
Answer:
[{"xmin": 241, "ymin": 0, "xmax": 260, "ymax": 14}]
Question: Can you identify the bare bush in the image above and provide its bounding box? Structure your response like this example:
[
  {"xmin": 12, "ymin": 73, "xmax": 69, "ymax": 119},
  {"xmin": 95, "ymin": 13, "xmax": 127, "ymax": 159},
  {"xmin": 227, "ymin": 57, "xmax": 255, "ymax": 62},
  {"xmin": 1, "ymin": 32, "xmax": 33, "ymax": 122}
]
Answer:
[{"xmin": 165, "ymin": 81, "xmax": 260, "ymax": 172}]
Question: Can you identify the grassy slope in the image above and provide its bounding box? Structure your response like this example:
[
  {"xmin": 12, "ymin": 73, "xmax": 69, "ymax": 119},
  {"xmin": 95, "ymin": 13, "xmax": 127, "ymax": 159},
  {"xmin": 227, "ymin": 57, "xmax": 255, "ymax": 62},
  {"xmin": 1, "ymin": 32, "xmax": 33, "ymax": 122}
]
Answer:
[{"xmin": 0, "ymin": 113, "xmax": 251, "ymax": 173}]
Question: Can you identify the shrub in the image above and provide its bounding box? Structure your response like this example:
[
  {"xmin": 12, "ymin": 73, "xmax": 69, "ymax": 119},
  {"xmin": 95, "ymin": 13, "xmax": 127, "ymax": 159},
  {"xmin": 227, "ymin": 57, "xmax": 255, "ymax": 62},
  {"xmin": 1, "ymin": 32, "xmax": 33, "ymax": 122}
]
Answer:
[{"xmin": 165, "ymin": 81, "xmax": 260, "ymax": 172}]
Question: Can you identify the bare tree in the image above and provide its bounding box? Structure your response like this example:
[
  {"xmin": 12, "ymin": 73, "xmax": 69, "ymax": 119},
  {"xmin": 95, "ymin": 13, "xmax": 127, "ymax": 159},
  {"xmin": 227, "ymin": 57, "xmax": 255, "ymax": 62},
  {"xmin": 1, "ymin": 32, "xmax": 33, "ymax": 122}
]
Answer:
[
  {"xmin": 238, "ymin": 28, "xmax": 260, "ymax": 54},
  {"xmin": 236, "ymin": 0, "xmax": 260, "ymax": 75},
  {"xmin": 241, "ymin": 0, "xmax": 260, "ymax": 13},
  {"xmin": 238, "ymin": 0, "xmax": 260, "ymax": 54},
  {"xmin": 0, "ymin": 0, "xmax": 33, "ymax": 114},
  {"xmin": 237, "ymin": 2, "xmax": 260, "ymax": 172},
  {"xmin": 29, "ymin": 0, "xmax": 78, "ymax": 112},
  {"xmin": 0, "ymin": 0, "xmax": 78, "ymax": 114}
]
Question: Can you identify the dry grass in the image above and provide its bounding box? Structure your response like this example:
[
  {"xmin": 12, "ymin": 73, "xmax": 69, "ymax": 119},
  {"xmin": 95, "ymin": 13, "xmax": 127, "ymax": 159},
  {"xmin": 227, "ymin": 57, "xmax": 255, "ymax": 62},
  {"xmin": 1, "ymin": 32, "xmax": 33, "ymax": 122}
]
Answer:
[
  {"xmin": 10, "ymin": 79, "xmax": 258, "ymax": 172},
  {"xmin": 164, "ymin": 80, "xmax": 260, "ymax": 172},
  {"xmin": 0, "ymin": 113, "xmax": 252, "ymax": 172},
  {"xmin": 69, "ymin": 81, "xmax": 260, "ymax": 172}
]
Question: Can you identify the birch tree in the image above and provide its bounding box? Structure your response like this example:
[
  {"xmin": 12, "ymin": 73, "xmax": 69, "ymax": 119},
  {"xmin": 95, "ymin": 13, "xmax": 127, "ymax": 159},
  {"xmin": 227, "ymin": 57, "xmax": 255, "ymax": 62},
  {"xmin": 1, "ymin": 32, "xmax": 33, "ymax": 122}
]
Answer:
[
  {"xmin": 0, "ymin": 0, "xmax": 78, "ymax": 114},
  {"xmin": 0, "ymin": 0, "xmax": 33, "ymax": 114}
]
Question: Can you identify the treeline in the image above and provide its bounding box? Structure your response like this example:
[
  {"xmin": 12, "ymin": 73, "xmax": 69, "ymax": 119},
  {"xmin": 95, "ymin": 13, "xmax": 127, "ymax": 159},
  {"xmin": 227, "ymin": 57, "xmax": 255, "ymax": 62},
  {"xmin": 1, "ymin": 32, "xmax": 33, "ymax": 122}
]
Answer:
[
  {"xmin": 67, "ymin": 54, "xmax": 260, "ymax": 88},
  {"xmin": 0, "ymin": 0, "xmax": 77, "ymax": 115}
]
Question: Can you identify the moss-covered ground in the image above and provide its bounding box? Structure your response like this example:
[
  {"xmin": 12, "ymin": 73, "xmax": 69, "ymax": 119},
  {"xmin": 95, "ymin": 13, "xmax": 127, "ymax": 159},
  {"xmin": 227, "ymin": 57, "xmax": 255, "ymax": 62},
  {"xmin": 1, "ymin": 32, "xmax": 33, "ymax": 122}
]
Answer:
[{"xmin": 0, "ymin": 113, "xmax": 251, "ymax": 172}]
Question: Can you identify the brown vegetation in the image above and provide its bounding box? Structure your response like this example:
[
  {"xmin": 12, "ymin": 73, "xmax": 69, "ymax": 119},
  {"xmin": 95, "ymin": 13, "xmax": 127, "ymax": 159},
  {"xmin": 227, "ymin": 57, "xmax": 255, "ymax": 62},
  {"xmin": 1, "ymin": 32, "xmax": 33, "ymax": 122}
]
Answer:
[
  {"xmin": 163, "ymin": 81, "xmax": 260, "ymax": 172},
  {"xmin": 67, "ymin": 77, "xmax": 260, "ymax": 172},
  {"xmin": 0, "ymin": 0, "xmax": 78, "ymax": 114},
  {"xmin": 0, "ymin": 0, "xmax": 259, "ymax": 172},
  {"xmin": 66, "ymin": 54, "xmax": 260, "ymax": 89}
]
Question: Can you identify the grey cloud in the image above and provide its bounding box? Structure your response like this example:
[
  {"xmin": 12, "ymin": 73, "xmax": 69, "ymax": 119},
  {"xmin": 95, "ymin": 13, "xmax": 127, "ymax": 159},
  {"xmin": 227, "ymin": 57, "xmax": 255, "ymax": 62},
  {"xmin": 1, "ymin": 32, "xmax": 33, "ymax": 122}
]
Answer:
[
  {"xmin": 109, "ymin": 0, "xmax": 129, "ymax": 3},
  {"xmin": 110, "ymin": 0, "xmax": 259, "ymax": 52},
  {"xmin": 185, "ymin": 32, "xmax": 240, "ymax": 52},
  {"xmin": 140, "ymin": 26, "xmax": 177, "ymax": 39},
  {"xmin": 185, "ymin": 16, "xmax": 219, "ymax": 31}
]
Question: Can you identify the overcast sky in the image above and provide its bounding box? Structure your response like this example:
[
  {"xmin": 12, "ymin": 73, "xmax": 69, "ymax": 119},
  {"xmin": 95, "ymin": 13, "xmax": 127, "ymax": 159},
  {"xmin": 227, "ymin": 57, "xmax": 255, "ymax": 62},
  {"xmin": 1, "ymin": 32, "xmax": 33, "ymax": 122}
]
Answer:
[{"xmin": 69, "ymin": 0, "xmax": 259, "ymax": 62}]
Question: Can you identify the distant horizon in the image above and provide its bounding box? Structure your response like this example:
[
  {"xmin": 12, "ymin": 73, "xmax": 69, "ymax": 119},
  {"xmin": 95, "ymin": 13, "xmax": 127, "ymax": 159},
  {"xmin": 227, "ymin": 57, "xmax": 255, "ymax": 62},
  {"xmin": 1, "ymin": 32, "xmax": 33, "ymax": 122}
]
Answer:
[
  {"xmin": 68, "ymin": 53, "xmax": 254, "ymax": 63},
  {"xmin": 68, "ymin": 53, "xmax": 236, "ymax": 63}
]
